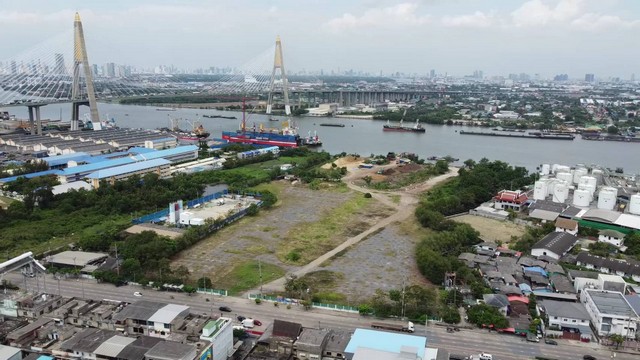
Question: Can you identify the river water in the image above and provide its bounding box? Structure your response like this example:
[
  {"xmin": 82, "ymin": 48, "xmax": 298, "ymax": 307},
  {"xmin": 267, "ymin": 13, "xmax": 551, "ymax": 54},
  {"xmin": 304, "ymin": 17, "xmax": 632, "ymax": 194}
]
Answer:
[{"xmin": 2, "ymin": 102, "xmax": 637, "ymax": 173}]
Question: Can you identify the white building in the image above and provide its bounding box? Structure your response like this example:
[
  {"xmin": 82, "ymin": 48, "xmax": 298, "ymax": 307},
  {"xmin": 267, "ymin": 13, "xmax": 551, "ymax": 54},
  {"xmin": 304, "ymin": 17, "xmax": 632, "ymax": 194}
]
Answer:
[
  {"xmin": 200, "ymin": 317, "xmax": 234, "ymax": 360},
  {"xmin": 555, "ymin": 218, "xmax": 578, "ymax": 235},
  {"xmin": 580, "ymin": 290, "xmax": 639, "ymax": 338},
  {"xmin": 531, "ymin": 232, "xmax": 578, "ymax": 260},
  {"xmin": 598, "ymin": 229, "xmax": 625, "ymax": 248}
]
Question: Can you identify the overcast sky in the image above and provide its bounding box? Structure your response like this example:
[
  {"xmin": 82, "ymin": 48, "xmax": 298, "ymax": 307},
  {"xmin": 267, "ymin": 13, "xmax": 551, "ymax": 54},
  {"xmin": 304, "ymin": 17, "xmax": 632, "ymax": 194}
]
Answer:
[{"xmin": 1, "ymin": 0, "xmax": 639, "ymax": 78}]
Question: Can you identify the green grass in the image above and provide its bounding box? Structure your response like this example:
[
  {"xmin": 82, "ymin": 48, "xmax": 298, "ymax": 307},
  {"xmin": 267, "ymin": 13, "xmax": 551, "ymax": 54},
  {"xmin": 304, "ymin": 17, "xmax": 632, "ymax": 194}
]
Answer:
[
  {"xmin": 0, "ymin": 195, "xmax": 15, "ymax": 209},
  {"xmin": 277, "ymin": 194, "xmax": 372, "ymax": 264},
  {"xmin": 299, "ymin": 270, "xmax": 347, "ymax": 303},
  {"xmin": 388, "ymin": 194, "xmax": 401, "ymax": 204},
  {"xmin": 215, "ymin": 261, "xmax": 285, "ymax": 296}
]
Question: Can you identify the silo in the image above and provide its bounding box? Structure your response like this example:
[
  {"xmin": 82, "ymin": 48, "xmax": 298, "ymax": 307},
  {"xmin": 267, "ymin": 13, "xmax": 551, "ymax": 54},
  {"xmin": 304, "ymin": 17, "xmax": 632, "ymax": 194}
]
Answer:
[
  {"xmin": 552, "ymin": 181, "xmax": 569, "ymax": 203},
  {"xmin": 557, "ymin": 172, "xmax": 573, "ymax": 184},
  {"xmin": 573, "ymin": 168, "xmax": 588, "ymax": 184},
  {"xmin": 534, "ymin": 180, "xmax": 548, "ymax": 200},
  {"xmin": 597, "ymin": 187, "xmax": 617, "ymax": 210},
  {"xmin": 573, "ymin": 189, "xmax": 591, "ymax": 207},
  {"xmin": 630, "ymin": 194, "xmax": 640, "ymax": 215},
  {"xmin": 541, "ymin": 164, "xmax": 550, "ymax": 176}
]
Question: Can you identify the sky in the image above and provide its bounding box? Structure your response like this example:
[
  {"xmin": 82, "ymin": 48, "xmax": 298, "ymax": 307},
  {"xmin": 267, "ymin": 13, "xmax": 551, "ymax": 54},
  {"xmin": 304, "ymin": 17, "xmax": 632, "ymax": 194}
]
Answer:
[{"xmin": 1, "ymin": 0, "xmax": 639, "ymax": 78}]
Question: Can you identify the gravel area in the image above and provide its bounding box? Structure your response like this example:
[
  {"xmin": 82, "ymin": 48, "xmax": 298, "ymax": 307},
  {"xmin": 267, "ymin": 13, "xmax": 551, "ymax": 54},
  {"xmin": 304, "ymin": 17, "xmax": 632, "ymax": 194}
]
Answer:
[
  {"xmin": 453, "ymin": 214, "xmax": 526, "ymax": 244},
  {"xmin": 319, "ymin": 222, "xmax": 426, "ymax": 303}
]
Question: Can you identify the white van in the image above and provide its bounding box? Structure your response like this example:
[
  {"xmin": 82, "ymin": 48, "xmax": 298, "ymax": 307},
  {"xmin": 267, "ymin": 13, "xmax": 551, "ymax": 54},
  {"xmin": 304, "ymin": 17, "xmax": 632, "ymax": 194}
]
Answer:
[{"xmin": 479, "ymin": 353, "xmax": 493, "ymax": 360}]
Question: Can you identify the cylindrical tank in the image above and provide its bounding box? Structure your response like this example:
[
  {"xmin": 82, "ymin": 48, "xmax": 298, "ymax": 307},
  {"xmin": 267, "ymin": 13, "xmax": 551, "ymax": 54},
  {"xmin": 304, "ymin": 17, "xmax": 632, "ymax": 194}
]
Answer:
[
  {"xmin": 541, "ymin": 164, "xmax": 550, "ymax": 176},
  {"xmin": 551, "ymin": 164, "xmax": 559, "ymax": 173},
  {"xmin": 597, "ymin": 187, "xmax": 617, "ymax": 210},
  {"xmin": 630, "ymin": 194, "xmax": 640, "ymax": 215},
  {"xmin": 534, "ymin": 180, "xmax": 548, "ymax": 200},
  {"xmin": 573, "ymin": 168, "xmax": 588, "ymax": 184},
  {"xmin": 546, "ymin": 179, "xmax": 558, "ymax": 196},
  {"xmin": 555, "ymin": 165, "xmax": 571, "ymax": 174},
  {"xmin": 578, "ymin": 183, "xmax": 596, "ymax": 198},
  {"xmin": 557, "ymin": 172, "xmax": 573, "ymax": 184},
  {"xmin": 573, "ymin": 189, "xmax": 591, "ymax": 207},
  {"xmin": 592, "ymin": 169, "xmax": 604, "ymax": 185},
  {"xmin": 552, "ymin": 181, "xmax": 569, "ymax": 203},
  {"xmin": 579, "ymin": 176, "xmax": 597, "ymax": 189}
]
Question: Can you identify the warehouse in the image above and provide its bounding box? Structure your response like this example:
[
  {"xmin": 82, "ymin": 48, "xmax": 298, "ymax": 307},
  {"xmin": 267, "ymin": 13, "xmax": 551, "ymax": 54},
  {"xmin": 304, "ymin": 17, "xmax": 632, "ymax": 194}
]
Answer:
[{"xmin": 86, "ymin": 158, "xmax": 171, "ymax": 188}]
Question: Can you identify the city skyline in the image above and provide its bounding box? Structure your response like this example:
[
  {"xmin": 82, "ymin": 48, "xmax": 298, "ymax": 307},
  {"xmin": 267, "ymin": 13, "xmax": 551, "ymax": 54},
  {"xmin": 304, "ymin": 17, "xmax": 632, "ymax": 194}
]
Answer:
[{"xmin": 1, "ymin": 0, "xmax": 639, "ymax": 78}]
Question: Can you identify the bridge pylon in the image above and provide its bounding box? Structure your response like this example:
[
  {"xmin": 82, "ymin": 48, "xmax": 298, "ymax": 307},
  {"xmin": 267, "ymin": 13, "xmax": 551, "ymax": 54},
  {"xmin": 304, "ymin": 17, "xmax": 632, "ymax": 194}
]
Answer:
[
  {"xmin": 266, "ymin": 36, "xmax": 291, "ymax": 116},
  {"xmin": 70, "ymin": 12, "xmax": 99, "ymax": 131}
]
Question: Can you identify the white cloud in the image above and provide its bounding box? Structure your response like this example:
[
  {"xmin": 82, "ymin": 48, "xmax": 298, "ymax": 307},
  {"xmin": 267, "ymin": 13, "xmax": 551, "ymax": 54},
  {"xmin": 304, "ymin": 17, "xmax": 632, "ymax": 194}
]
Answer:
[
  {"xmin": 571, "ymin": 13, "xmax": 640, "ymax": 30},
  {"xmin": 442, "ymin": 11, "xmax": 493, "ymax": 28},
  {"xmin": 511, "ymin": 0, "xmax": 584, "ymax": 27},
  {"xmin": 324, "ymin": 3, "xmax": 430, "ymax": 32}
]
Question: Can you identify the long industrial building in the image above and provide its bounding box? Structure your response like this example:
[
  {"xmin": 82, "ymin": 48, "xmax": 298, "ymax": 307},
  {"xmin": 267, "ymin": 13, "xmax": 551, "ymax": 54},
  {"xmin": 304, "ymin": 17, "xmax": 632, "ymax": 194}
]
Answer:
[{"xmin": 86, "ymin": 158, "xmax": 171, "ymax": 188}]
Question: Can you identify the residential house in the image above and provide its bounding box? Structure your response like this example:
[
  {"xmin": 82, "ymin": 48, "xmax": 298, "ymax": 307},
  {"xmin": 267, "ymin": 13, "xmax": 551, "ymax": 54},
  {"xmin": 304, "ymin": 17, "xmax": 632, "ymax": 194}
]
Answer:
[
  {"xmin": 555, "ymin": 218, "xmax": 578, "ymax": 235},
  {"xmin": 112, "ymin": 301, "xmax": 190, "ymax": 339},
  {"xmin": 293, "ymin": 328, "xmax": 330, "ymax": 360},
  {"xmin": 253, "ymin": 320, "xmax": 302, "ymax": 356},
  {"xmin": 580, "ymin": 290, "xmax": 639, "ymax": 339},
  {"xmin": 344, "ymin": 329, "xmax": 427, "ymax": 360},
  {"xmin": 474, "ymin": 242, "xmax": 497, "ymax": 256},
  {"xmin": 145, "ymin": 340, "xmax": 198, "ymax": 360},
  {"xmin": 483, "ymin": 294, "xmax": 509, "ymax": 316},
  {"xmin": 538, "ymin": 300, "xmax": 592, "ymax": 341},
  {"xmin": 598, "ymin": 229, "xmax": 626, "ymax": 248},
  {"xmin": 494, "ymin": 190, "xmax": 529, "ymax": 211},
  {"xmin": 531, "ymin": 232, "xmax": 578, "ymax": 260},
  {"xmin": 575, "ymin": 252, "xmax": 640, "ymax": 282},
  {"xmin": 322, "ymin": 330, "xmax": 351, "ymax": 360}
]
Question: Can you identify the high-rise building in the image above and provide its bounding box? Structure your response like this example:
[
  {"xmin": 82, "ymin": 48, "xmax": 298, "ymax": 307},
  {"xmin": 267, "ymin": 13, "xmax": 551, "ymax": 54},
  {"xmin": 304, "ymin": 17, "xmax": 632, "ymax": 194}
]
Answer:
[
  {"xmin": 631, "ymin": 73, "xmax": 636, "ymax": 82},
  {"xmin": 54, "ymin": 53, "xmax": 66, "ymax": 75},
  {"xmin": 430, "ymin": 69, "xmax": 435, "ymax": 78},
  {"xmin": 585, "ymin": 73, "xmax": 595, "ymax": 82},
  {"xmin": 10, "ymin": 61, "xmax": 17, "ymax": 74},
  {"xmin": 106, "ymin": 62, "xmax": 116, "ymax": 77},
  {"xmin": 92, "ymin": 64, "xmax": 99, "ymax": 77}
]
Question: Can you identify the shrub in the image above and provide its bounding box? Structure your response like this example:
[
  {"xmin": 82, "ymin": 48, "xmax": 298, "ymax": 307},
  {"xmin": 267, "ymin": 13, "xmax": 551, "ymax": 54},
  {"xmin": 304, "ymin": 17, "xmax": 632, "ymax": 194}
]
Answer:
[
  {"xmin": 285, "ymin": 251, "xmax": 301, "ymax": 262},
  {"xmin": 364, "ymin": 193, "xmax": 372, "ymax": 198},
  {"xmin": 255, "ymin": 298, "xmax": 262, "ymax": 304}
]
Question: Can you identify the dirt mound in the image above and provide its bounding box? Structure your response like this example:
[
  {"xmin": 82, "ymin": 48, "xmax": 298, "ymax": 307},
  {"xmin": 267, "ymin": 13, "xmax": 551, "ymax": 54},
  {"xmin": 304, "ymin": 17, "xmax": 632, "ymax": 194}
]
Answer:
[
  {"xmin": 397, "ymin": 163, "xmax": 422, "ymax": 173},
  {"xmin": 321, "ymin": 156, "xmax": 364, "ymax": 169}
]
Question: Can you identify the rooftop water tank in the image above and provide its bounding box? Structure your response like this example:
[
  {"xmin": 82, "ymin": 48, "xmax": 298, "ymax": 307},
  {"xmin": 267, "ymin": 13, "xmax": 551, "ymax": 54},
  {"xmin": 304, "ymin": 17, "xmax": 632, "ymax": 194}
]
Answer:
[
  {"xmin": 541, "ymin": 164, "xmax": 550, "ymax": 176},
  {"xmin": 597, "ymin": 187, "xmax": 617, "ymax": 210},
  {"xmin": 630, "ymin": 194, "xmax": 640, "ymax": 215},
  {"xmin": 557, "ymin": 172, "xmax": 573, "ymax": 184},
  {"xmin": 534, "ymin": 180, "xmax": 548, "ymax": 200},
  {"xmin": 552, "ymin": 182, "xmax": 569, "ymax": 203},
  {"xmin": 573, "ymin": 189, "xmax": 591, "ymax": 207},
  {"xmin": 573, "ymin": 168, "xmax": 588, "ymax": 184}
]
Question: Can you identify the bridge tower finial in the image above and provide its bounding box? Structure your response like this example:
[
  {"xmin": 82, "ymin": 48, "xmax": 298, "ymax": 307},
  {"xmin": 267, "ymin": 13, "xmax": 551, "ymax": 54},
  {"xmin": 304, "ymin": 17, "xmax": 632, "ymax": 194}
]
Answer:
[
  {"xmin": 70, "ymin": 12, "xmax": 99, "ymax": 131},
  {"xmin": 266, "ymin": 36, "xmax": 290, "ymax": 116}
]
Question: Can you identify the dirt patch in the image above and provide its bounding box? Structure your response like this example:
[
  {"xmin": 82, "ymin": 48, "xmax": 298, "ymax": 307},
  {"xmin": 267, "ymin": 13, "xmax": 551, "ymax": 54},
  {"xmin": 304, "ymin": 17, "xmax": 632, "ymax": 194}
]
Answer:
[
  {"xmin": 321, "ymin": 156, "xmax": 363, "ymax": 169},
  {"xmin": 453, "ymin": 214, "xmax": 526, "ymax": 244},
  {"xmin": 396, "ymin": 163, "xmax": 422, "ymax": 173}
]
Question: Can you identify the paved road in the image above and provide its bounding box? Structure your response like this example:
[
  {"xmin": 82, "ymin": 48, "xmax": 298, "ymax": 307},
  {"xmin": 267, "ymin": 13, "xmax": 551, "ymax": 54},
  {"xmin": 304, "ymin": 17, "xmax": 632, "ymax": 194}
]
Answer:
[{"xmin": 12, "ymin": 273, "xmax": 638, "ymax": 360}]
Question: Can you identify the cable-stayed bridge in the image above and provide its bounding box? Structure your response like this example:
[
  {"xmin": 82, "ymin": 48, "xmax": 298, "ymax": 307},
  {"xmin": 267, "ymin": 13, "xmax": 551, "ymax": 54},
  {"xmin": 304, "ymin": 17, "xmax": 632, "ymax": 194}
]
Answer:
[{"xmin": 0, "ymin": 13, "xmax": 294, "ymax": 134}]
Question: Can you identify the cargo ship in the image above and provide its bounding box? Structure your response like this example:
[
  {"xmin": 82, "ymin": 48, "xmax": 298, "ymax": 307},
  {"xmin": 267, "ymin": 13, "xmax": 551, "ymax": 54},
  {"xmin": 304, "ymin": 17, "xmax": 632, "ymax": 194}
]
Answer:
[
  {"xmin": 383, "ymin": 119, "xmax": 425, "ymax": 133},
  {"xmin": 221, "ymin": 98, "xmax": 320, "ymax": 148}
]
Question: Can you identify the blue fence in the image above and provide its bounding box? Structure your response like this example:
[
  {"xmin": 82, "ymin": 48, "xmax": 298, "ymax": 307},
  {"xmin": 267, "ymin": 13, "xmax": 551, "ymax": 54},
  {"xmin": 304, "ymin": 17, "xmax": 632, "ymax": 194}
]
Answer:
[
  {"xmin": 197, "ymin": 288, "xmax": 228, "ymax": 296},
  {"xmin": 247, "ymin": 294, "xmax": 359, "ymax": 313},
  {"xmin": 132, "ymin": 190, "xmax": 262, "ymax": 224}
]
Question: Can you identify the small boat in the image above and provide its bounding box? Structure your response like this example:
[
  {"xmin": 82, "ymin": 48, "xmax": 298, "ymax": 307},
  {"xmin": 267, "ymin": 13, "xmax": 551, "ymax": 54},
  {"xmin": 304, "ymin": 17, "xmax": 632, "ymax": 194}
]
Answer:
[
  {"xmin": 268, "ymin": 117, "xmax": 280, "ymax": 122},
  {"xmin": 320, "ymin": 123, "xmax": 345, "ymax": 127},
  {"xmin": 156, "ymin": 108, "xmax": 177, "ymax": 111}
]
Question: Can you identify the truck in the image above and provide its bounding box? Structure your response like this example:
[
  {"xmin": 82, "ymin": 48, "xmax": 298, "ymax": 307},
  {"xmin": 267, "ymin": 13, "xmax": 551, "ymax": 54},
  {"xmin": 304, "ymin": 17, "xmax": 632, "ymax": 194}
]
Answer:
[
  {"xmin": 371, "ymin": 321, "xmax": 414, "ymax": 333},
  {"xmin": 242, "ymin": 319, "xmax": 255, "ymax": 328},
  {"xmin": 526, "ymin": 333, "xmax": 540, "ymax": 342}
]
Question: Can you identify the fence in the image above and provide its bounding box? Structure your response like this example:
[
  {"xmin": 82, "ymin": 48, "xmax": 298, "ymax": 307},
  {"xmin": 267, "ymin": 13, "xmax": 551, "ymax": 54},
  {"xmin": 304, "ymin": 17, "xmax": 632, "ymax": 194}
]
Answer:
[
  {"xmin": 247, "ymin": 294, "xmax": 359, "ymax": 313},
  {"xmin": 132, "ymin": 190, "xmax": 262, "ymax": 224},
  {"xmin": 196, "ymin": 288, "xmax": 228, "ymax": 296}
]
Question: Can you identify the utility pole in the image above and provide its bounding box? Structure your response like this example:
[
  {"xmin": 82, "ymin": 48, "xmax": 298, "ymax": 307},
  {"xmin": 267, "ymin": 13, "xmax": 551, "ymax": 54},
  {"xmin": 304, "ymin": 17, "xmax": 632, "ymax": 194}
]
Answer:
[
  {"xmin": 401, "ymin": 276, "xmax": 406, "ymax": 319},
  {"xmin": 258, "ymin": 259, "xmax": 263, "ymax": 298}
]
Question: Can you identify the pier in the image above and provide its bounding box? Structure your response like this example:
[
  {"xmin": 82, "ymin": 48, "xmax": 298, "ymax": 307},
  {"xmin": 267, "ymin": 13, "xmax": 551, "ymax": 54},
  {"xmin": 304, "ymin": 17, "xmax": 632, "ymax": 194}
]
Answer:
[{"xmin": 459, "ymin": 130, "xmax": 575, "ymax": 140}]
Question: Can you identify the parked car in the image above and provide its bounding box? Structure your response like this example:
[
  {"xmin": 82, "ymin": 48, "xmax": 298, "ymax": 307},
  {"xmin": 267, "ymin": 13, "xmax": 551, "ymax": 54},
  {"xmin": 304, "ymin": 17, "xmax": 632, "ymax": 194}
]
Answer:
[
  {"xmin": 133, "ymin": 292, "xmax": 142, "ymax": 297},
  {"xmin": 219, "ymin": 306, "xmax": 232, "ymax": 312},
  {"xmin": 253, "ymin": 319, "xmax": 263, "ymax": 326},
  {"xmin": 237, "ymin": 316, "xmax": 246, "ymax": 322},
  {"xmin": 479, "ymin": 353, "xmax": 492, "ymax": 360},
  {"xmin": 544, "ymin": 339, "xmax": 558, "ymax": 345},
  {"xmin": 583, "ymin": 356, "xmax": 597, "ymax": 360}
]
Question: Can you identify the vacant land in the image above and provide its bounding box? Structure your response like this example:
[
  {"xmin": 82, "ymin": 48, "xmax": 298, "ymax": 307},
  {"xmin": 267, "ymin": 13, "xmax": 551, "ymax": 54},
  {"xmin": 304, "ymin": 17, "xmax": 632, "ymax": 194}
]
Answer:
[
  {"xmin": 171, "ymin": 181, "xmax": 392, "ymax": 295},
  {"xmin": 0, "ymin": 195, "xmax": 13, "ymax": 209},
  {"xmin": 453, "ymin": 214, "xmax": 527, "ymax": 244}
]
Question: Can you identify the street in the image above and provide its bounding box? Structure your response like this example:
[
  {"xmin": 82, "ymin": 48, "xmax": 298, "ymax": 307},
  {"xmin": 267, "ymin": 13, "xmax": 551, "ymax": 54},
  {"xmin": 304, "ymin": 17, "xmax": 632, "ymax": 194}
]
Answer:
[{"xmin": 11, "ymin": 273, "xmax": 638, "ymax": 360}]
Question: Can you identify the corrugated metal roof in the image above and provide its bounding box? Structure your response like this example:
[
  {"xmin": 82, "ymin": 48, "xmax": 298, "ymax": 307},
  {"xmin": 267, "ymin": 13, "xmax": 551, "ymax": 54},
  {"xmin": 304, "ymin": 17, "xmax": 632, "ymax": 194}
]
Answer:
[
  {"xmin": 0, "ymin": 169, "xmax": 63, "ymax": 183},
  {"xmin": 614, "ymin": 214, "xmax": 640, "ymax": 230},
  {"xmin": 60, "ymin": 156, "xmax": 135, "ymax": 175},
  {"xmin": 113, "ymin": 301, "xmax": 166, "ymax": 322},
  {"xmin": 94, "ymin": 335, "xmax": 136, "ymax": 358},
  {"xmin": 148, "ymin": 303, "xmax": 190, "ymax": 324},
  {"xmin": 48, "ymin": 250, "xmax": 108, "ymax": 267},
  {"xmin": 51, "ymin": 181, "xmax": 93, "ymax": 195},
  {"xmin": 42, "ymin": 152, "xmax": 91, "ymax": 165},
  {"xmin": 0, "ymin": 345, "xmax": 21, "ymax": 359},
  {"xmin": 345, "ymin": 329, "xmax": 426, "ymax": 359},
  {"xmin": 132, "ymin": 145, "xmax": 198, "ymax": 161},
  {"xmin": 86, "ymin": 158, "xmax": 170, "ymax": 179}
]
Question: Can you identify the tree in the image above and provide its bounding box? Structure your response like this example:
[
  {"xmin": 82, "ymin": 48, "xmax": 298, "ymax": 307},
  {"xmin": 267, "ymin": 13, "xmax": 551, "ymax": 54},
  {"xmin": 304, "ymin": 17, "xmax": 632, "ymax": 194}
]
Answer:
[
  {"xmin": 609, "ymin": 334, "xmax": 624, "ymax": 349},
  {"xmin": 529, "ymin": 318, "xmax": 541, "ymax": 333},
  {"xmin": 358, "ymin": 304, "xmax": 372, "ymax": 315},
  {"xmin": 466, "ymin": 304, "xmax": 509, "ymax": 329},
  {"xmin": 197, "ymin": 277, "xmax": 213, "ymax": 289},
  {"xmin": 441, "ymin": 306, "xmax": 461, "ymax": 324},
  {"xmin": 607, "ymin": 125, "xmax": 619, "ymax": 135}
]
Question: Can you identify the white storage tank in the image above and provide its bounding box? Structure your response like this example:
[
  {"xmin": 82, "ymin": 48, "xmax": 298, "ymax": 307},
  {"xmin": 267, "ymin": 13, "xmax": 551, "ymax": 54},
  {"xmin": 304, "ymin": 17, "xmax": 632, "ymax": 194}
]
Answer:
[
  {"xmin": 573, "ymin": 168, "xmax": 588, "ymax": 184},
  {"xmin": 541, "ymin": 164, "xmax": 550, "ymax": 176},
  {"xmin": 579, "ymin": 176, "xmax": 597, "ymax": 189},
  {"xmin": 551, "ymin": 164, "xmax": 559, "ymax": 173},
  {"xmin": 578, "ymin": 183, "xmax": 596, "ymax": 198},
  {"xmin": 555, "ymin": 165, "xmax": 571, "ymax": 174},
  {"xmin": 557, "ymin": 172, "xmax": 573, "ymax": 184},
  {"xmin": 534, "ymin": 180, "xmax": 548, "ymax": 200},
  {"xmin": 573, "ymin": 189, "xmax": 591, "ymax": 207},
  {"xmin": 630, "ymin": 194, "xmax": 640, "ymax": 215},
  {"xmin": 546, "ymin": 179, "xmax": 558, "ymax": 196},
  {"xmin": 592, "ymin": 169, "xmax": 604, "ymax": 185},
  {"xmin": 597, "ymin": 187, "xmax": 617, "ymax": 210},
  {"xmin": 552, "ymin": 181, "xmax": 569, "ymax": 203}
]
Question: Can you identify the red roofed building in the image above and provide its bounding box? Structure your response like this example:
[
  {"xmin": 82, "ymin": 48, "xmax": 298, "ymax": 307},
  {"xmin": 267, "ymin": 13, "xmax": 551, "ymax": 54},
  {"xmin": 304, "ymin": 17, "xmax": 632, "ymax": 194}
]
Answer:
[{"xmin": 494, "ymin": 190, "xmax": 528, "ymax": 211}]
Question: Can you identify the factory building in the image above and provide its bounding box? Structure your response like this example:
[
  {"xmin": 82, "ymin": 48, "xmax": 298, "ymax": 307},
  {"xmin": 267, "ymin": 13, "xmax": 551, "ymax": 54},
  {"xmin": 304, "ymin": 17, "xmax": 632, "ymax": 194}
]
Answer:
[{"xmin": 86, "ymin": 158, "xmax": 171, "ymax": 188}]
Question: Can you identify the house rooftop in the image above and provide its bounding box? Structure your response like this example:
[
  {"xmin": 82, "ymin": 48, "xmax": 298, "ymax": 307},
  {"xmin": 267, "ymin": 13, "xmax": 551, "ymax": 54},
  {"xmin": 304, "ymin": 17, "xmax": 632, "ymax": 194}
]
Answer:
[
  {"xmin": 555, "ymin": 218, "xmax": 578, "ymax": 231},
  {"xmin": 539, "ymin": 300, "xmax": 590, "ymax": 320},
  {"xmin": 144, "ymin": 341, "xmax": 197, "ymax": 360},
  {"xmin": 345, "ymin": 329, "xmax": 426, "ymax": 359},
  {"xmin": 532, "ymin": 232, "xmax": 578, "ymax": 256}
]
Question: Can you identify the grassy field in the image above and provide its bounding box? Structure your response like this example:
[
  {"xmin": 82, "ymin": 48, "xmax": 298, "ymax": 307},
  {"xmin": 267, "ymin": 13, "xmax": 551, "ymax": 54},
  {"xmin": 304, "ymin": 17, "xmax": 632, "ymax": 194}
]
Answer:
[
  {"xmin": 298, "ymin": 270, "xmax": 346, "ymax": 303},
  {"xmin": 214, "ymin": 260, "xmax": 286, "ymax": 295},
  {"xmin": 0, "ymin": 195, "xmax": 15, "ymax": 209},
  {"xmin": 454, "ymin": 214, "xmax": 526, "ymax": 244},
  {"xmin": 277, "ymin": 194, "xmax": 374, "ymax": 265}
]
